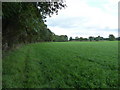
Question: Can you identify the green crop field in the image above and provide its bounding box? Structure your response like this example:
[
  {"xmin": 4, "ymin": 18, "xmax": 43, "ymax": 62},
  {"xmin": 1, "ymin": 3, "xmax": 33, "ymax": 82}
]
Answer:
[{"xmin": 3, "ymin": 41, "xmax": 119, "ymax": 88}]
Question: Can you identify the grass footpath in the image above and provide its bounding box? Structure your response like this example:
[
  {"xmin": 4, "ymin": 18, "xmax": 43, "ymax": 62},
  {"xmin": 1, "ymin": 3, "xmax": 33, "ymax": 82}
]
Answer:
[{"xmin": 2, "ymin": 41, "xmax": 118, "ymax": 88}]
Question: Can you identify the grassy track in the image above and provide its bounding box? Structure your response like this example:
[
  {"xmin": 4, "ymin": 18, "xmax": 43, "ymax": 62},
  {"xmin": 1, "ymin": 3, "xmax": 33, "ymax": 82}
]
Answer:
[{"xmin": 3, "ymin": 41, "xmax": 118, "ymax": 88}]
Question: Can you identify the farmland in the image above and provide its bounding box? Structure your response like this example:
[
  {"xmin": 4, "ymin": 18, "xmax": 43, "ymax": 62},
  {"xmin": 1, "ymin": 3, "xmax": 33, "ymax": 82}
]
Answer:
[{"xmin": 2, "ymin": 41, "xmax": 118, "ymax": 88}]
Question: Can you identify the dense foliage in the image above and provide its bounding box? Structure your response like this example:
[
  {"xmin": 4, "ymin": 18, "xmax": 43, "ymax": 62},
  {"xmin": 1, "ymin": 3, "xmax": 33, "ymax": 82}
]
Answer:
[
  {"xmin": 53, "ymin": 35, "xmax": 68, "ymax": 42},
  {"xmin": 2, "ymin": 2, "xmax": 67, "ymax": 50},
  {"xmin": 109, "ymin": 34, "xmax": 116, "ymax": 41}
]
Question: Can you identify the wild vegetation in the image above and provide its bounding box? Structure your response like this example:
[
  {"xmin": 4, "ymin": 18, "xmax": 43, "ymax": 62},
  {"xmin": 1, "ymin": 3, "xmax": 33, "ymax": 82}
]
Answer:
[
  {"xmin": 3, "ymin": 41, "xmax": 118, "ymax": 88},
  {"xmin": 2, "ymin": 2, "xmax": 67, "ymax": 50},
  {"xmin": 2, "ymin": 2, "xmax": 119, "ymax": 89}
]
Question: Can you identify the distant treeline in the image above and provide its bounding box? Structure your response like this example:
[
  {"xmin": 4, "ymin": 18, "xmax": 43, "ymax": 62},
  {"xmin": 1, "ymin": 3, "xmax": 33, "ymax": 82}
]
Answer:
[{"xmin": 69, "ymin": 34, "xmax": 120, "ymax": 41}]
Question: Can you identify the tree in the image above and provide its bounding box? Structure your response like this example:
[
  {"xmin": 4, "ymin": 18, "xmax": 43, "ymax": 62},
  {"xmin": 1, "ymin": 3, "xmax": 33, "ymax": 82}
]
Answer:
[
  {"xmin": 83, "ymin": 38, "xmax": 88, "ymax": 41},
  {"xmin": 79, "ymin": 37, "xmax": 83, "ymax": 41},
  {"xmin": 69, "ymin": 37, "xmax": 73, "ymax": 41},
  {"xmin": 64, "ymin": 35, "xmax": 68, "ymax": 41},
  {"xmin": 75, "ymin": 36, "xmax": 79, "ymax": 40},
  {"xmin": 109, "ymin": 34, "xmax": 115, "ymax": 41},
  {"xmin": 100, "ymin": 37, "xmax": 104, "ymax": 40},
  {"xmin": 89, "ymin": 36, "xmax": 94, "ymax": 41},
  {"xmin": 2, "ymin": 2, "xmax": 66, "ymax": 49},
  {"xmin": 53, "ymin": 35, "xmax": 68, "ymax": 42},
  {"xmin": 37, "ymin": 2, "xmax": 66, "ymax": 18},
  {"xmin": 95, "ymin": 36, "xmax": 101, "ymax": 41}
]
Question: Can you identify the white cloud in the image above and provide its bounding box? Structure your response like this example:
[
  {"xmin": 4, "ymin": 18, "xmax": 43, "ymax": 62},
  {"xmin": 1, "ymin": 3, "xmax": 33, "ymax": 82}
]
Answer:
[{"xmin": 45, "ymin": 0, "xmax": 119, "ymax": 38}]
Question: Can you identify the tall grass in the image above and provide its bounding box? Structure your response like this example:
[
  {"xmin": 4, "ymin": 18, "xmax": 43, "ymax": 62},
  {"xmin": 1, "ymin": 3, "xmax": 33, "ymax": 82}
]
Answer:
[{"xmin": 3, "ymin": 41, "xmax": 118, "ymax": 88}]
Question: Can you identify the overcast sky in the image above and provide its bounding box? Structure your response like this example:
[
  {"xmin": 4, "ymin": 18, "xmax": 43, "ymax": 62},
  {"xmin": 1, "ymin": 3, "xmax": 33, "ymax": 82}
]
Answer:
[{"xmin": 45, "ymin": 0, "xmax": 119, "ymax": 38}]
